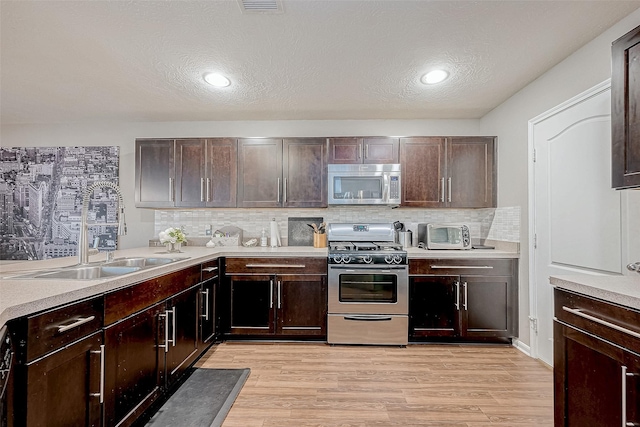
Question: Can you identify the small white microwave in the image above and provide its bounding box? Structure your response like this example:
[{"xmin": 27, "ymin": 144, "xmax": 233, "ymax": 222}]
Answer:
[
  {"xmin": 328, "ymin": 164, "xmax": 401, "ymax": 205},
  {"xmin": 418, "ymin": 223, "xmax": 471, "ymax": 250}
]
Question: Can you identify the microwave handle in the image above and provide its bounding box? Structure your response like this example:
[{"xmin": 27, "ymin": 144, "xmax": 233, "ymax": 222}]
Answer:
[{"xmin": 382, "ymin": 174, "xmax": 389, "ymax": 202}]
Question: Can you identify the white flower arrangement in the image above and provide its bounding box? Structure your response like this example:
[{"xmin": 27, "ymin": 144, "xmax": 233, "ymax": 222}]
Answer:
[{"xmin": 158, "ymin": 227, "xmax": 187, "ymax": 244}]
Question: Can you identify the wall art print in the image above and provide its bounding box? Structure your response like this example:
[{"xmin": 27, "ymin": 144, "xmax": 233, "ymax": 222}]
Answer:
[{"xmin": 0, "ymin": 146, "xmax": 120, "ymax": 261}]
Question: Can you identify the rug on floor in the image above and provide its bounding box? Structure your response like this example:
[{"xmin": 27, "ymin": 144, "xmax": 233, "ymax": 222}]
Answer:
[{"xmin": 146, "ymin": 368, "xmax": 250, "ymax": 427}]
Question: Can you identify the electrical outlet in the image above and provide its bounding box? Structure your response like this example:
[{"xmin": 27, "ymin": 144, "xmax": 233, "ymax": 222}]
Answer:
[{"xmin": 205, "ymin": 225, "xmax": 212, "ymax": 236}]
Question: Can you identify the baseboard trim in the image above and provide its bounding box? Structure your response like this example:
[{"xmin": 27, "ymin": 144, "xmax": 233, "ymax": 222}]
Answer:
[{"xmin": 512, "ymin": 339, "xmax": 531, "ymax": 356}]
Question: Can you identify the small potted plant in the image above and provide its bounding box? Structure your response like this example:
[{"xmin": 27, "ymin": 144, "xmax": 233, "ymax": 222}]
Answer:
[{"xmin": 159, "ymin": 227, "xmax": 187, "ymax": 253}]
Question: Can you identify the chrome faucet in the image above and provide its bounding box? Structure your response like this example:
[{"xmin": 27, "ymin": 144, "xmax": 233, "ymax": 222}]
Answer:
[{"xmin": 78, "ymin": 181, "xmax": 127, "ymax": 265}]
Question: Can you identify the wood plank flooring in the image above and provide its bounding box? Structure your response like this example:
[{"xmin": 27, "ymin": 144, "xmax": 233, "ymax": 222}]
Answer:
[{"xmin": 195, "ymin": 342, "xmax": 553, "ymax": 427}]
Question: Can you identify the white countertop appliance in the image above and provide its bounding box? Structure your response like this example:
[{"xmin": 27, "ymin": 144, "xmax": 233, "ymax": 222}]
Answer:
[
  {"xmin": 418, "ymin": 223, "xmax": 471, "ymax": 250},
  {"xmin": 326, "ymin": 223, "xmax": 408, "ymax": 346}
]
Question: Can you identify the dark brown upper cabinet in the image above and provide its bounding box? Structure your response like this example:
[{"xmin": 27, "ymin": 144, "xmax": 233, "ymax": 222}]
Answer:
[
  {"xmin": 135, "ymin": 138, "xmax": 237, "ymax": 208},
  {"xmin": 237, "ymin": 138, "xmax": 327, "ymax": 208},
  {"xmin": 135, "ymin": 139, "xmax": 175, "ymax": 208},
  {"xmin": 612, "ymin": 24, "xmax": 640, "ymax": 189},
  {"xmin": 328, "ymin": 137, "xmax": 399, "ymax": 164},
  {"xmin": 400, "ymin": 136, "xmax": 496, "ymax": 208}
]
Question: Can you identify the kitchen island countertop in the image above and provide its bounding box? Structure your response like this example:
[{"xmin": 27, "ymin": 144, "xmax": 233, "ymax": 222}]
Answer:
[
  {"xmin": 551, "ymin": 274, "xmax": 640, "ymax": 310},
  {"xmin": 0, "ymin": 244, "xmax": 519, "ymax": 329}
]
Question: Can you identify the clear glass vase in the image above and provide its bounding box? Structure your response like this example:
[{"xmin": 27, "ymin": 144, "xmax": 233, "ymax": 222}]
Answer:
[{"xmin": 165, "ymin": 241, "xmax": 182, "ymax": 253}]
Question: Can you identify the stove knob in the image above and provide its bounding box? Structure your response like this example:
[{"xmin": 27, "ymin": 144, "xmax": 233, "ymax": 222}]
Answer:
[
  {"xmin": 384, "ymin": 255, "xmax": 394, "ymax": 264},
  {"xmin": 332, "ymin": 255, "xmax": 343, "ymax": 264},
  {"xmin": 393, "ymin": 254, "xmax": 403, "ymax": 264},
  {"xmin": 362, "ymin": 255, "xmax": 372, "ymax": 264},
  {"xmin": 343, "ymin": 256, "xmax": 352, "ymax": 264}
]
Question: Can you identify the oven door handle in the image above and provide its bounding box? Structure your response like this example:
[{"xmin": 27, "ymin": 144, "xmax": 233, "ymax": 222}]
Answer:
[{"xmin": 343, "ymin": 315, "xmax": 393, "ymax": 322}]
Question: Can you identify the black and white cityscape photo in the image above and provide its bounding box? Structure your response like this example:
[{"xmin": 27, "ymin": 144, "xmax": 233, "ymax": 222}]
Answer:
[{"xmin": 0, "ymin": 146, "xmax": 120, "ymax": 260}]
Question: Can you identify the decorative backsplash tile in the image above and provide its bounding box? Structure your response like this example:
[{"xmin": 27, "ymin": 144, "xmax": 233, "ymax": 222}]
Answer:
[{"xmin": 154, "ymin": 206, "xmax": 520, "ymax": 243}]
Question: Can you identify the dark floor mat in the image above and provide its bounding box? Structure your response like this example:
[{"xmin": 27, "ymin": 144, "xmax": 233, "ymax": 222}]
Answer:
[{"xmin": 146, "ymin": 368, "xmax": 250, "ymax": 427}]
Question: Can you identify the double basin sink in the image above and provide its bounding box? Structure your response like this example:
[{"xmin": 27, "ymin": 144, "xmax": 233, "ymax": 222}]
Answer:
[{"xmin": 7, "ymin": 257, "xmax": 189, "ymax": 280}]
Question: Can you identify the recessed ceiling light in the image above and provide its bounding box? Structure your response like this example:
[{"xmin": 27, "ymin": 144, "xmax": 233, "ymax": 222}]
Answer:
[
  {"xmin": 204, "ymin": 73, "xmax": 231, "ymax": 87},
  {"xmin": 421, "ymin": 70, "xmax": 449, "ymax": 85}
]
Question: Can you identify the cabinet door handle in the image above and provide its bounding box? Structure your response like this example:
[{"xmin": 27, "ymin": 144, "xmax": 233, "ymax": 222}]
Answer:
[
  {"xmin": 622, "ymin": 365, "xmax": 637, "ymax": 427},
  {"xmin": 206, "ymin": 178, "xmax": 211, "ymax": 202},
  {"xmin": 201, "ymin": 289, "xmax": 210, "ymax": 320},
  {"xmin": 89, "ymin": 344, "xmax": 105, "ymax": 403},
  {"xmin": 277, "ymin": 280, "xmax": 282, "ymax": 309},
  {"xmin": 283, "ymin": 178, "xmax": 287, "ymax": 204},
  {"xmin": 171, "ymin": 307, "xmax": 176, "ymax": 347},
  {"xmin": 200, "ymin": 178, "xmax": 205, "ymax": 202},
  {"xmin": 203, "ymin": 266, "xmax": 218, "ymax": 272},
  {"xmin": 159, "ymin": 310, "xmax": 170, "ymax": 353},
  {"xmin": 454, "ymin": 281, "xmax": 460, "ymax": 310},
  {"xmin": 57, "ymin": 316, "xmax": 95, "ymax": 333},
  {"xmin": 365, "ymin": 144, "xmax": 369, "ymax": 159},
  {"xmin": 562, "ymin": 306, "xmax": 640, "ymax": 339},
  {"xmin": 431, "ymin": 265, "xmax": 494, "ymax": 270},
  {"xmin": 359, "ymin": 143, "xmax": 363, "ymax": 159},
  {"xmin": 447, "ymin": 177, "xmax": 452, "ymax": 203},
  {"xmin": 440, "ymin": 177, "xmax": 445, "ymax": 203},
  {"xmin": 245, "ymin": 264, "xmax": 306, "ymax": 268},
  {"xmin": 277, "ymin": 178, "xmax": 281, "ymax": 203},
  {"xmin": 463, "ymin": 282, "xmax": 468, "ymax": 311},
  {"xmin": 270, "ymin": 280, "xmax": 274, "ymax": 308},
  {"xmin": 169, "ymin": 178, "xmax": 174, "ymax": 202}
]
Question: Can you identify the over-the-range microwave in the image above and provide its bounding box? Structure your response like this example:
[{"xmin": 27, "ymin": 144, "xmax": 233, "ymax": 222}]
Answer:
[{"xmin": 328, "ymin": 164, "xmax": 401, "ymax": 205}]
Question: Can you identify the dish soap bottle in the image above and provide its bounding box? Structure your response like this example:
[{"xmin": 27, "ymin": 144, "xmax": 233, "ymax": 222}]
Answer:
[{"xmin": 260, "ymin": 228, "xmax": 268, "ymax": 247}]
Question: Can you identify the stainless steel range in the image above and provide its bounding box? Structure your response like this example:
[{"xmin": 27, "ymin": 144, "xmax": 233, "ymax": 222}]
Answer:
[{"xmin": 326, "ymin": 223, "xmax": 408, "ymax": 346}]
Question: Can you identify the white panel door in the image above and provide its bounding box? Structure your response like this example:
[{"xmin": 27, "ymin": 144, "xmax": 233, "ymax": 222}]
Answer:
[{"xmin": 531, "ymin": 82, "xmax": 622, "ymax": 366}]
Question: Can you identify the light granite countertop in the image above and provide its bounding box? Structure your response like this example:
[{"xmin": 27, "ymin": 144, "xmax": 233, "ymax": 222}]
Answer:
[
  {"xmin": 551, "ymin": 274, "xmax": 640, "ymax": 310},
  {"xmin": 0, "ymin": 244, "xmax": 518, "ymax": 329}
]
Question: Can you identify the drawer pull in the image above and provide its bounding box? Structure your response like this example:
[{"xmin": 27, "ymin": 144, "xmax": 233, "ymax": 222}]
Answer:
[
  {"xmin": 430, "ymin": 265, "xmax": 494, "ymax": 269},
  {"xmin": 90, "ymin": 344, "xmax": 105, "ymax": 403},
  {"xmin": 562, "ymin": 306, "xmax": 640, "ymax": 339},
  {"xmin": 245, "ymin": 264, "xmax": 306, "ymax": 268},
  {"xmin": 622, "ymin": 365, "xmax": 637, "ymax": 427},
  {"xmin": 57, "ymin": 316, "xmax": 96, "ymax": 333},
  {"xmin": 344, "ymin": 315, "xmax": 392, "ymax": 322},
  {"xmin": 203, "ymin": 267, "xmax": 218, "ymax": 272}
]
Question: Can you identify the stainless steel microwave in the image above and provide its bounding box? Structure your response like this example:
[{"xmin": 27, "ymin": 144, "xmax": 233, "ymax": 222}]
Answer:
[
  {"xmin": 328, "ymin": 164, "xmax": 401, "ymax": 205},
  {"xmin": 418, "ymin": 223, "xmax": 471, "ymax": 250}
]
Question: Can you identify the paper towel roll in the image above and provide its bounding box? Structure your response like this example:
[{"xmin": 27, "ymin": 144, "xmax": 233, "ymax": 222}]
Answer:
[{"xmin": 270, "ymin": 218, "xmax": 281, "ymax": 247}]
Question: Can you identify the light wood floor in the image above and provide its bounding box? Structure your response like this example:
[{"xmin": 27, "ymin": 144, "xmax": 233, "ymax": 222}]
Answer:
[{"xmin": 195, "ymin": 342, "xmax": 553, "ymax": 427}]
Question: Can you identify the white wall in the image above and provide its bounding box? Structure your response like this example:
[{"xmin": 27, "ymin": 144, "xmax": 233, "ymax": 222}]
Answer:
[
  {"xmin": 1, "ymin": 119, "xmax": 481, "ymax": 249},
  {"xmin": 480, "ymin": 9, "xmax": 640, "ymax": 346}
]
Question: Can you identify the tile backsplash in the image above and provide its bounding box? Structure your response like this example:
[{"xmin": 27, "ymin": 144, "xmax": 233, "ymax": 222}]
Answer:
[{"xmin": 154, "ymin": 206, "xmax": 520, "ymax": 243}]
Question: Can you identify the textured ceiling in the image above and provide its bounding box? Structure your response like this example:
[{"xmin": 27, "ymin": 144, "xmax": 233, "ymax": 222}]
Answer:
[{"xmin": 1, "ymin": 0, "xmax": 639, "ymax": 124}]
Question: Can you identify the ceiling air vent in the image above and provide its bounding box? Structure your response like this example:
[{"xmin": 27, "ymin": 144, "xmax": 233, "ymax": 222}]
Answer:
[{"xmin": 237, "ymin": 0, "xmax": 283, "ymax": 14}]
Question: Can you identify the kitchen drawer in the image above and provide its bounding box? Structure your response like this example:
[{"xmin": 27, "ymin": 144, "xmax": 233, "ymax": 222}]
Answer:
[
  {"xmin": 409, "ymin": 258, "xmax": 514, "ymax": 276},
  {"xmin": 225, "ymin": 257, "xmax": 327, "ymax": 275},
  {"xmin": 13, "ymin": 296, "xmax": 104, "ymax": 363},
  {"xmin": 104, "ymin": 265, "xmax": 201, "ymax": 324},
  {"xmin": 201, "ymin": 259, "xmax": 219, "ymax": 281},
  {"xmin": 554, "ymin": 288, "xmax": 640, "ymax": 355}
]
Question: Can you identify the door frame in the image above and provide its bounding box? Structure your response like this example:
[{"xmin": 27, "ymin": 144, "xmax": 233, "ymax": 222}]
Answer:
[{"xmin": 527, "ymin": 79, "xmax": 613, "ymax": 361}]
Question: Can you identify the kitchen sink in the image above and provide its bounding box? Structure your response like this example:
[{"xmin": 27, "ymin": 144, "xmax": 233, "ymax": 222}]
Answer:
[
  {"xmin": 5, "ymin": 256, "xmax": 189, "ymax": 280},
  {"xmin": 34, "ymin": 266, "xmax": 141, "ymax": 280},
  {"xmin": 103, "ymin": 257, "xmax": 187, "ymax": 268}
]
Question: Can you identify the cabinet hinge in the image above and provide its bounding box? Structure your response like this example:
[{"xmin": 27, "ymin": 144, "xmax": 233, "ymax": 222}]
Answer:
[
  {"xmin": 534, "ymin": 233, "xmax": 537, "ymax": 249},
  {"xmin": 529, "ymin": 316, "xmax": 538, "ymax": 333}
]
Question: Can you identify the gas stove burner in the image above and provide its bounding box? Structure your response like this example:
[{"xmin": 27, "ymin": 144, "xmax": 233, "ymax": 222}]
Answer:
[
  {"xmin": 374, "ymin": 242, "xmax": 403, "ymax": 251},
  {"xmin": 329, "ymin": 242, "xmax": 354, "ymax": 251},
  {"xmin": 353, "ymin": 242, "xmax": 378, "ymax": 251}
]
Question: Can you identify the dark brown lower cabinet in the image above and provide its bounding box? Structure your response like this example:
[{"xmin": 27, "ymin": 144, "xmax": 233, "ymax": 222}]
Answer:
[
  {"xmin": 14, "ymin": 331, "xmax": 103, "ymax": 427},
  {"xmin": 199, "ymin": 260, "xmax": 219, "ymax": 345},
  {"xmin": 226, "ymin": 272, "xmax": 327, "ymax": 338},
  {"xmin": 554, "ymin": 288, "xmax": 640, "ymax": 426},
  {"xmin": 165, "ymin": 284, "xmax": 200, "ymax": 388},
  {"xmin": 104, "ymin": 302, "xmax": 165, "ymax": 427},
  {"xmin": 408, "ymin": 259, "xmax": 517, "ymax": 341}
]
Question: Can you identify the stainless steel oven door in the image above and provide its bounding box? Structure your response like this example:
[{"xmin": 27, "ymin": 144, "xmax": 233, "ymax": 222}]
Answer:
[{"xmin": 328, "ymin": 265, "xmax": 408, "ymax": 315}]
